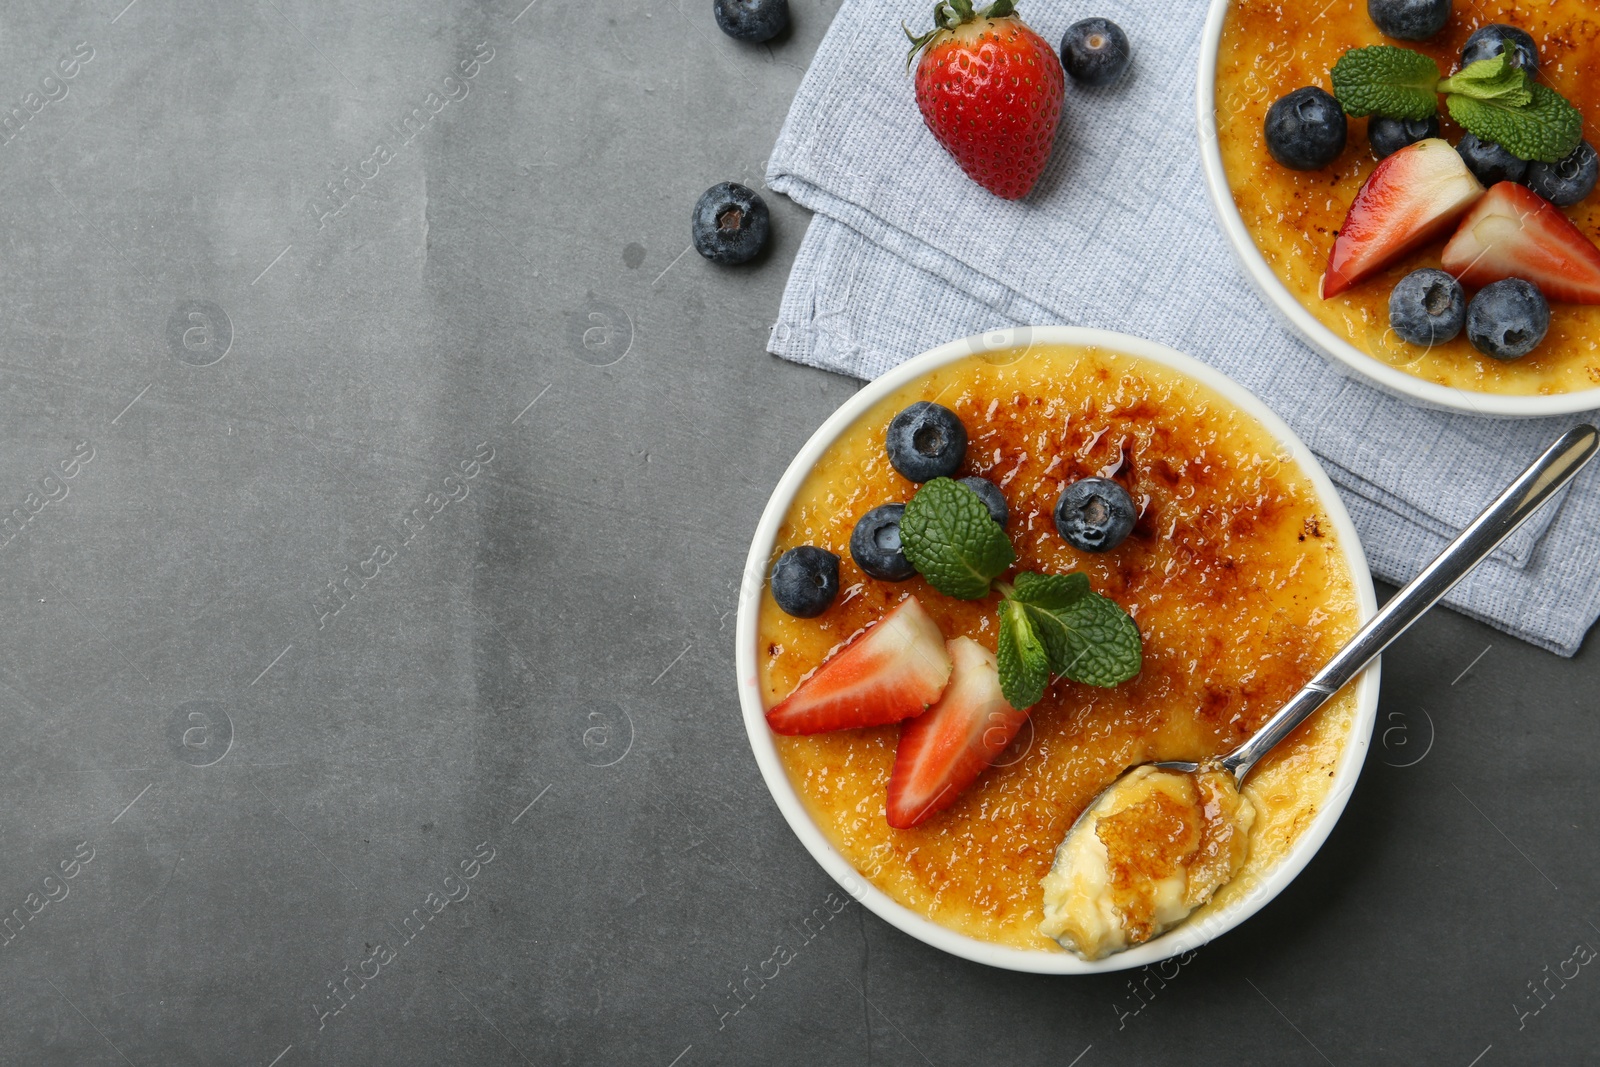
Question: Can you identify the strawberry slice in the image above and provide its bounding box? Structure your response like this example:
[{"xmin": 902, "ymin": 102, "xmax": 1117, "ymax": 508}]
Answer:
[
  {"xmin": 885, "ymin": 637, "xmax": 1026, "ymax": 830},
  {"xmin": 766, "ymin": 597, "xmax": 952, "ymax": 736},
  {"xmin": 1323, "ymin": 138, "xmax": 1485, "ymax": 298},
  {"xmin": 1441, "ymin": 182, "xmax": 1600, "ymax": 305}
]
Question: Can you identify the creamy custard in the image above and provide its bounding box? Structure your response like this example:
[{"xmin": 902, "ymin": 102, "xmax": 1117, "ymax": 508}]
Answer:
[
  {"xmin": 757, "ymin": 344, "xmax": 1363, "ymax": 951},
  {"xmin": 1216, "ymin": 0, "xmax": 1600, "ymax": 396},
  {"xmin": 1040, "ymin": 764, "xmax": 1254, "ymax": 960}
]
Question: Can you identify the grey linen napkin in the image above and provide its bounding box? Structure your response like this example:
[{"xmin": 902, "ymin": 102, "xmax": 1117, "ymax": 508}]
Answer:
[{"xmin": 765, "ymin": 0, "xmax": 1600, "ymax": 656}]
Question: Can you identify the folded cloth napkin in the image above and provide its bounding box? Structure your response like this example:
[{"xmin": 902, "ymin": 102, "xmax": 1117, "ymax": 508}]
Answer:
[{"xmin": 765, "ymin": 0, "xmax": 1600, "ymax": 656}]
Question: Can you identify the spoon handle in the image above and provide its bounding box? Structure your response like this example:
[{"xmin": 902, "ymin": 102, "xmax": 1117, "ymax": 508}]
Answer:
[{"xmin": 1226, "ymin": 424, "xmax": 1600, "ymax": 781}]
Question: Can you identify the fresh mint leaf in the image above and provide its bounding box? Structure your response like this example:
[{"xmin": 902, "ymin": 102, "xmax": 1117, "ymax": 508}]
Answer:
[
  {"xmin": 997, "ymin": 598, "xmax": 1050, "ymax": 711},
  {"xmin": 1008, "ymin": 571, "xmax": 1141, "ymax": 689},
  {"xmin": 1330, "ymin": 45, "xmax": 1441, "ymax": 120},
  {"xmin": 1050, "ymin": 593, "xmax": 1142, "ymax": 687},
  {"xmin": 1437, "ymin": 54, "xmax": 1531, "ymax": 108},
  {"xmin": 1010, "ymin": 571, "xmax": 1091, "ymax": 610},
  {"xmin": 1447, "ymin": 81, "xmax": 1584, "ymax": 163},
  {"xmin": 900, "ymin": 478, "xmax": 1015, "ymax": 600}
]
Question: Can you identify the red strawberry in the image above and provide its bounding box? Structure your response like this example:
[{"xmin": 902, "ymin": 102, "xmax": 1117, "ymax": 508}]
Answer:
[
  {"xmin": 1323, "ymin": 138, "xmax": 1485, "ymax": 298},
  {"xmin": 885, "ymin": 637, "xmax": 1026, "ymax": 829},
  {"xmin": 1441, "ymin": 182, "xmax": 1600, "ymax": 305},
  {"xmin": 907, "ymin": 1, "xmax": 1064, "ymax": 201},
  {"xmin": 766, "ymin": 597, "xmax": 953, "ymax": 736}
]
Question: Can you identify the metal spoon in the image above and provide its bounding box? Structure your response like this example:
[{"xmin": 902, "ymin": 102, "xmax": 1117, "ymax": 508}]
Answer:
[{"xmin": 1074, "ymin": 421, "xmax": 1599, "ymax": 810}]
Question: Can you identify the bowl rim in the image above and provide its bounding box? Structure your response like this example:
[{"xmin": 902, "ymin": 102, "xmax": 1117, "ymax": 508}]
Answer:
[
  {"xmin": 1195, "ymin": 0, "xmax": 1600, "ymax": 418},
  {"xmin": 735, "ymin": 326, "xmax": 1382, "ymax": 975}
]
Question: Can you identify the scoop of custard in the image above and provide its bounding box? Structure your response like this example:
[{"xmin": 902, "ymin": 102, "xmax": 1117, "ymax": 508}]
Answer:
[{"xmin": 1039, "ymin": 764, "xmax": 1255, "ymax": 960}]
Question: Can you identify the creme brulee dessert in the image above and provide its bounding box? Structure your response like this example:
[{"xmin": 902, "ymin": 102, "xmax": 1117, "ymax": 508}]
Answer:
[
  {"xmin": 757, "ymin": 343, "xmax": 1364, "ymax": 952},
  {"xmin": 1215, "ymin": 1, "xmax": 1600, "ymax": 395}
]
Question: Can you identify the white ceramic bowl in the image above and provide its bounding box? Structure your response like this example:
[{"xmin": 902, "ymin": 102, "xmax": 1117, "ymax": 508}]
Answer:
[
  {"xmin": 1196, "ymin": 0, "xmax": 1600, "ymax": 418},
  {"xmin": 736, "ymin": 326, "xmax": 1381, "ymax": 974}
]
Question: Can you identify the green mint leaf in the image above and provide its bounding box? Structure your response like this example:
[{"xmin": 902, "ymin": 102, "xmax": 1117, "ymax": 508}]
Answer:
[
  {"xmin": 1006, "ymin": 571, "xmax": 1141, "ymax": 688},
  {"xmin": 900, "ymin": 478, "xmax": 1016, "ymax": 600},
  {"xmin": 997, "ymin": 599, "xmax": 1050, "ymax": 711},
  {"xmin": 1447, "ymin": 81, "xmax": 1584, "ymax": 163},
  {"xmin": 1436, "ymin": 53, "xmax": 1532, "ymax": 108},
  {"xmin": 1010, "ymin": 571, "xmax": 1091, "ymax": 611},
  {"xmin": 1330, "ymin": 45, "xmax": 1441, "ymax": 119},
  {"xmin": 1049, "ymin": 594, "xmax": 1142, "ymax": 688}
]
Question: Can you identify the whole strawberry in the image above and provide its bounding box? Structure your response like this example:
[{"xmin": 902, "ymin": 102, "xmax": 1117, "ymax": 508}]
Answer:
[{"xmin": 906, "ymin": 0, "xmax": 1064, "ymax": 200}]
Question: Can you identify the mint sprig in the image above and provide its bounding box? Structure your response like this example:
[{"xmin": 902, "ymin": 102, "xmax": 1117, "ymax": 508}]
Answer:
[
  {"xmin": 900, "ymin": 478, "xmax": 1014, "ymax": 600},
  {"xmin": 996, "ymin": 573, "xmax": 1142, "ymax": 708},
  {"xmin": 1328, "ymin": 47, "xmax": 1583, "ymax": 163},
  {"xmin": 898, "ymin": 479, "xmax": 1143, "ymax": 710}
]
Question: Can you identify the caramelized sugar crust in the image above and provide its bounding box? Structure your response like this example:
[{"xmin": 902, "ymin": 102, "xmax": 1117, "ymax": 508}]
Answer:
[
  {"xmin": 1183, "ymin": 767, "xmax": 1255, "ymax": 911},
  {"xmin": 757, "ymin": 345, "xmax": 1363, "ymax": 951},
  {"xmin": 1096, "ymin": 781, "xmax": 1202, "ymax": 943},
  {"xmin": 1094, "ymin": 768, "xmax": 1253, "ymax": 937},
  {"xmin": 1216, "ymin": 0, "xmax": 1600, "ymax": 395}
]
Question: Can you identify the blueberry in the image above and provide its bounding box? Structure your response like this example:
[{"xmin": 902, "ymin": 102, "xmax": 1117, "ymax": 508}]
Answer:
[
  {"xmin": 713, "ymin": 0, "xmax": 790, "ymax": 43},
  {"xmin": 958, "ymin": 476, "xmax": 1009, "ymax": 529},
  {"xmin": 1060, "ymin": 18, "xmax": 1131, "ymax": 87},
  {"xmin": 770, "ymin": 546, "xmax": 839, "ymax": 617},
  {"xmin": 1368, "ymin": 114, "xmax": 1440, "ymax": 159},
  {"xmin": 850, "ymin": 505, "xmax": 916, "ymax": 582},
  {"xmin": 1389, "ymin": 269, "xmax": 1466, "ymax": 346},
  {"xmin": 1466, "ymin": 278, "xmax": 1550, "ymax": 360},
  {"xmin": 1456, "ymin": 133, "xmax": 1528, "ymax": 186},
  {"xmin": 692, "ymin": 182, "xmax": 770, "ymax": 266},
  {"xmin": 1526, "ymin": 141, "xmax": 1599, "ymax": 207},
  {"xmin": 885, "ymin": 402, "xmax": 968, "ymax": 483},
  {"xmin": 1367, "ymin": 0, "xmax": 1451, "ymax": 41},
  {"xmin": 1264, "ymin": 87, "xmax": 1348, "ymax": 171},
  {"xmin": 1054, "ymin": 478, "xmax": 1136, "ymax": 553},
  {"xmin": 1461, "ymin": 24, "xmax": 1539, "ymax": 75}
]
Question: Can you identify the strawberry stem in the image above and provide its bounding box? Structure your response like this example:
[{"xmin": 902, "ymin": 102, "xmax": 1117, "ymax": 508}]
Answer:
[{"xmin": 905, "ymin": 0, "xmax": 1020, "ymax": 67}]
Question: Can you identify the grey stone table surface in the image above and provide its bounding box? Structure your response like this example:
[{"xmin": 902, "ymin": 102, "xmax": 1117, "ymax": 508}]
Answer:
[{"xmin": 0, "ymin": 1, "xmax": 1595, "ymax": 1064}]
